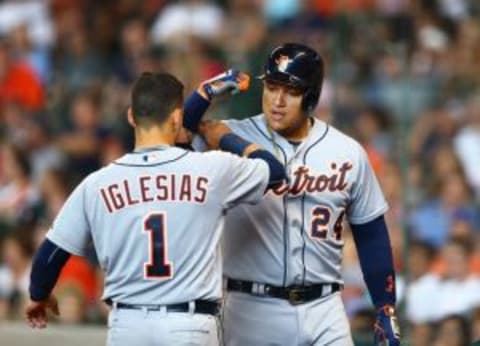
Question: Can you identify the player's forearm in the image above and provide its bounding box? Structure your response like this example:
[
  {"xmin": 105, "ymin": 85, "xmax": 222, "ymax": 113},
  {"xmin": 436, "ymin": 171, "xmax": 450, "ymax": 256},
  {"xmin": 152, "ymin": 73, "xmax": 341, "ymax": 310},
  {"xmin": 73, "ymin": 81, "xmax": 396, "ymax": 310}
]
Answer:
[
  {"xmin": 29, "ymin": 239, "xmax": 71, "ymax": 301},
  {"xmin": 219, "ymin": 133, "xmax": 287, "ymax": 188},
  {"xmin": 183, "ymin": 91, "xmax": 211, "ymax": 133},
  {"xmin": 350, "ymin": 215, "xmax": 396, "ymax": 309}
]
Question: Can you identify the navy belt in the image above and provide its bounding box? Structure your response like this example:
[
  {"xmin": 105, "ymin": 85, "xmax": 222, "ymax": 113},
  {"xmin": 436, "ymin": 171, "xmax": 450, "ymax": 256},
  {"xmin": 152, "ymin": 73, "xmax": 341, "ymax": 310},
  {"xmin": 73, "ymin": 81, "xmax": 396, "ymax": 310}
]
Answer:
[
  {"xmin": 106, "ymin": 299, "xmax": 220, "ymax": 316},
  {"xmin": 226, "ymin": 279, "xmax": 342, "ymax": 305}
]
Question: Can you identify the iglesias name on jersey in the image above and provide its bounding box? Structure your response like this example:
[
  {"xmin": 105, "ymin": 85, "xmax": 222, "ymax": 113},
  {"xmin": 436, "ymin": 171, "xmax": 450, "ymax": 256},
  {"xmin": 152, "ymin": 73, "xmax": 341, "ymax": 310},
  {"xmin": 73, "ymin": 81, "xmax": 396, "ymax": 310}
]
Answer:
[{"xmin": 46, "ymin": 146, "xmax": 269, "ymax": 304}]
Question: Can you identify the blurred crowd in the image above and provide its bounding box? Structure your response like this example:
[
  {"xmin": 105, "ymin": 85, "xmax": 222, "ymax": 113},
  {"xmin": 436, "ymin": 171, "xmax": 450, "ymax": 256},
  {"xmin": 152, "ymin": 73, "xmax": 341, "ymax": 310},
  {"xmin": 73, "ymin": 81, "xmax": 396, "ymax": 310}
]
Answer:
[{"xmin": 0, "ymin": 0, "xmax": 479, "ymax": 345}]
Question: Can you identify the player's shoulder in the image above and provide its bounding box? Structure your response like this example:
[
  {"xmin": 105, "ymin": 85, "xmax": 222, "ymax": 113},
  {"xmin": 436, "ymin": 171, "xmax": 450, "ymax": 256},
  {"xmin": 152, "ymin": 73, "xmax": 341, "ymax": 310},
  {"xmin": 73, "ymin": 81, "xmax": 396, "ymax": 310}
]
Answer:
[
  {"xmin": 195, "ymin": 149, "xmax": 242, "ymax": 163},
  {"xmin": 317, "ymin": 119, "xmax": 367, "ymax": 158},
  {"xmin": 198, "ymin": 149, "xmax": 266, "ymax": 171},
  {"xmin": 78, "ymin": 163, "xmax": 117, "ymax": 188},
  {"xmin": 223, "ymin": 114, "xmax": 267, "ymax": 136}
]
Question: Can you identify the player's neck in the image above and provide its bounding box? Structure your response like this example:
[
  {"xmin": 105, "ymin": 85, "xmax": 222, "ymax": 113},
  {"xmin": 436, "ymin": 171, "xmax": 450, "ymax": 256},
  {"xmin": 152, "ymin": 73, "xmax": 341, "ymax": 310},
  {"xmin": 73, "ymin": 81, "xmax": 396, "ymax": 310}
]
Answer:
[
  {"xmin": 277, "ymin": 117, "xmax": 313, "ymax": 141},
  {"xmin": 134, "ymin": 128, "xmax": 175, "ymax": 150}
]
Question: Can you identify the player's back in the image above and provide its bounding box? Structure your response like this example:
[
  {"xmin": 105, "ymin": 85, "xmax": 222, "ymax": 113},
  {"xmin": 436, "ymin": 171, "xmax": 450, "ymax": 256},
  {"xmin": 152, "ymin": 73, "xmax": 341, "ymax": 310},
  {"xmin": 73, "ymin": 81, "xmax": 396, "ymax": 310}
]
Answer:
[{"xmin": 48, "ymin": 146, "xmax": 268, "ymax": 305}]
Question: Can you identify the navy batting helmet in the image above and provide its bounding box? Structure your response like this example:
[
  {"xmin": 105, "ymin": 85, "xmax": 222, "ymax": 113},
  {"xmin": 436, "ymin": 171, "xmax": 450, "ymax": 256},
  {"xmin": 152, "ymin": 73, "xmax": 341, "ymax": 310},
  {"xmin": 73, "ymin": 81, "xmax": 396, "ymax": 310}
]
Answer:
[{"xmin": 261, "ymin": 43, "xmax": 323, "ymax": 113}]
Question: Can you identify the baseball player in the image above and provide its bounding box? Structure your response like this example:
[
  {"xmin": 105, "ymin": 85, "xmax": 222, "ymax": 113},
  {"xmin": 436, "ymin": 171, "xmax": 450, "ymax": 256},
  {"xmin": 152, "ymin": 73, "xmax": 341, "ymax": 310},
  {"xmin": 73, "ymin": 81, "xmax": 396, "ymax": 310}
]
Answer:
[
  {"xmin": 25, "ymin": 72, "xmax": 286, "ymax": 346},
  {"xmin": 189, "ymin": 43, "xmax": 401, "ymax": 345}
]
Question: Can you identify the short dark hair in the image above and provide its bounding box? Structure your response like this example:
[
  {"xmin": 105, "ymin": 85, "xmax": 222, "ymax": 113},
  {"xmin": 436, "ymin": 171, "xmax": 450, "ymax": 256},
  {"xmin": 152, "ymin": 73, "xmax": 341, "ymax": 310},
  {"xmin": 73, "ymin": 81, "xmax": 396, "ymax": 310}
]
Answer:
[{"xmin": 131, "ymin": 72, "xmax": 184, "ymax": 126}]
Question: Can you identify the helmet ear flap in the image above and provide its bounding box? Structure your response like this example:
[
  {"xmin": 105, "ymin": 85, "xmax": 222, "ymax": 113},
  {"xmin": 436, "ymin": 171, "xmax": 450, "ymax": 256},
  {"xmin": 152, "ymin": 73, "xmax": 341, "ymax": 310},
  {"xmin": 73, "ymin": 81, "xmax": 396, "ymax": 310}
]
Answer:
[{"xmin": 302, "ymin": 88, "xmax": 320, "ymax": 114}]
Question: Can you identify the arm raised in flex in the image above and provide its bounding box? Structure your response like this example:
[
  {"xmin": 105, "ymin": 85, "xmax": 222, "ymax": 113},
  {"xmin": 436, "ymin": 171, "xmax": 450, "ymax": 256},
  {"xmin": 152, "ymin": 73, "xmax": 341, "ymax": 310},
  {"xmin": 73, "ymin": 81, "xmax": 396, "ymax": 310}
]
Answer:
[{"xmin": 182, "ymin": 69, "xmax": 250, "ymax": 133}]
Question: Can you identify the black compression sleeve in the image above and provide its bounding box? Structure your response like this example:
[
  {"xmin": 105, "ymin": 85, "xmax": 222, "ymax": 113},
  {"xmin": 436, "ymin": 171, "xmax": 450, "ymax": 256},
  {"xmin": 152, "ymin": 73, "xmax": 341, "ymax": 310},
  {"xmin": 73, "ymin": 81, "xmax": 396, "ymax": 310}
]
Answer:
[
  {"xmin": 350, "ymin": 215, "xmax": 396, "ymax": 309},
  {"xmin": 29, "ymin": 239, "xmax": 71, "ymax": 301}
]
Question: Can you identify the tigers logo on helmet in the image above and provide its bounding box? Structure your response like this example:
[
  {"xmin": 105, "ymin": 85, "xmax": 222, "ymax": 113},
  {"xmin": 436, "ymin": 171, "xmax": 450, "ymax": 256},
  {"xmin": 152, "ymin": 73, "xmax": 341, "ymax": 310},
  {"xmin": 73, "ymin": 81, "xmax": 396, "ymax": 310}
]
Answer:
[{"xmin": 275, "ymin": 55, "xmax": 292, "ymax": 72}]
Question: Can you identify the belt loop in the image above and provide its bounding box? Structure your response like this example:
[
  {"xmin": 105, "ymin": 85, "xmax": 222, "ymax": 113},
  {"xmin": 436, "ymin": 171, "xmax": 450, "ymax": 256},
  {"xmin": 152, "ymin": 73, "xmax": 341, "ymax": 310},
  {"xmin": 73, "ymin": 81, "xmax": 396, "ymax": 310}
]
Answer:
[
  {"xmin": 189, "ymin": 301, "xmax": 195, "ymax": 315},
  {"xmin": 252, "ymin": 283, "xmax": 265, "ymax": 295},
  {"xmin": 251, "ymin": 282, "xmax": 257, "ymax": 295},
  {"xmin": 160, "ymin": 305, "xmax": 167, "ymax": 316},
  {"xmin": 142, "ymin": 306, "xmax": 148, "ymax": 317},
  {"xmin": 112, "ymin": 302, "xmax": 118, "ymax": 310}
]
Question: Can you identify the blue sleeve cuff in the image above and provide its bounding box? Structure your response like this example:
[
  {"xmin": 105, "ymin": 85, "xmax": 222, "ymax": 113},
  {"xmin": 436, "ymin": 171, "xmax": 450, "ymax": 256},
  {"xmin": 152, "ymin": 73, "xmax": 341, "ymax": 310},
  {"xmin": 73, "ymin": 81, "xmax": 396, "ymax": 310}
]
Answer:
[
  {"xmin": 183, "ymin": 91, "xmax": 211, "ymax": 132},
  {"xmin": 29, "ymin": 239, "xmax": 72, "ymax": 301},
  {"xmin": 219, "ymin": 133, "xmax": 251, "ymax": 156},
  {"xmin": 219, "ymin": 133, "xmax": 286, "ymax": 188},
  {"xmin": 248, "ymin": 150, "xmax": 287, "ymax": 188},
  {"xmin": 350, "ymin": 215, "xmax": 396, "ymax": 308}
]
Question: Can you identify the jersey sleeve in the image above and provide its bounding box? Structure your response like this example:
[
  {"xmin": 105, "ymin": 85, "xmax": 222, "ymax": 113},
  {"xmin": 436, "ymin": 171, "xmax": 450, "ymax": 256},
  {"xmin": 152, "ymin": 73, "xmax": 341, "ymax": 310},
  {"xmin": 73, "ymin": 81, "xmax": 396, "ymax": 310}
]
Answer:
[
  {"xmin": 347, "ymin": 145, "xmax": 389, "ymax": 225},
  {"xmin": 216, "ymin": 152, "xmax": 270, "ymax": 210},
  {"xmin": 46, "ymin": 178, "xmax": 92, "ymax": 256},
  {"xmin": 191, "ymin": 134, "xmax": 208, "ymax": 152}
]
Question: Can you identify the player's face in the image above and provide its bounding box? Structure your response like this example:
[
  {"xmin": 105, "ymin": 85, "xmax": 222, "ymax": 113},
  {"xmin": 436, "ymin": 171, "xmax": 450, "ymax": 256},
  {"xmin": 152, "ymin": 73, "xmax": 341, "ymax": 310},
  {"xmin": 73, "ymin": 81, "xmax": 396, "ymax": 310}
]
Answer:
[{"xmin": 262, "ymin": 80, "xmax": 308, "ymax": 140}]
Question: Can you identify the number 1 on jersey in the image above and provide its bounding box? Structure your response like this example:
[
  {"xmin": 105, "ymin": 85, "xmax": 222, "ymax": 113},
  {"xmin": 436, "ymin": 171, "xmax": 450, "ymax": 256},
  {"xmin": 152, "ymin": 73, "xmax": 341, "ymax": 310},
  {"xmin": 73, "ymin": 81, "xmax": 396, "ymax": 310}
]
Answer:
[{"xmin": 143, "ymin": 213, "xmax": 173, "ymax": 279}]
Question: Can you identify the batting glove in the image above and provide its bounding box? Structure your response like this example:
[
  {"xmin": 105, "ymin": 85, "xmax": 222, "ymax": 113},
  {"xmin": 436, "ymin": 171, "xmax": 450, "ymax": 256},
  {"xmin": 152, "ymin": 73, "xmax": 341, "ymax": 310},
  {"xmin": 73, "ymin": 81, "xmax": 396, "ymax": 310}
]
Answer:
[
  {"xmin": 201, "ymin": 69, "xmax": 250, "ymax": 100},
  {"xmin": 374, "ymin": 305, "xmax": 401, "ymax": 346}
]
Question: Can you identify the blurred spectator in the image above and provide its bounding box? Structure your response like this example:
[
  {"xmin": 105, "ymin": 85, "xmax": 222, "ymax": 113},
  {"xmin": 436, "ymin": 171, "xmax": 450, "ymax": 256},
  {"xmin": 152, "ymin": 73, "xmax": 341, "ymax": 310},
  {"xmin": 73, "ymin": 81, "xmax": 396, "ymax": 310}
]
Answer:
[
  {"xmin": 454, "ymin": 94, "xmax": 480, "ymax": 199},
  {"xmin": 55, "ymin": 283, "xmax": 88, "ymax": 324},
  {"xmin": 54, "ymin": 22, "xmax": 107, "ymax": 93},
  {"xmin": 0, "ymin": 227, "xmax": 35, "ymax": 319},
  {"xmin": 409, "ymin": 167, "xmax": 478, "ymax": 248},
  {"xmin": 54, "ymin": 255, "xmax": 99, "ymax": 324},
  {"xmin": 0, "ymin": 143, "xmax": 38, "ymax": 226},
  {"xmin": 221, "ymin": 0, "xmax": 268, "ymax": 118},
  {"xmin": 112, "ymin": 16, "xmax": 151, "ymax": 86},
  {"xmin": 262, "ymin": 0, "xmax": 300, "ymax": 24},
  {"xmin": 37, "ymin": 168, "xmax": 70, "ymax": 223},
  {"xmin": 342, "ymin": 230, "xmax": 368, "ymax": 317},
  {"xmin": 26, "ymin": 117, "xmax": 65, "ymax": 184},
  {"xmin": 406, "ymin": 240, "xmax": 439, "ymax": 323},
  {"xmin": 354, "ymin": 106, "xmax": 394, "ymax": 174},
  {"xmin": 432, "ymin": 315, "xmax": 471, "ymax": 346},
  {"xmin": 438, "ymin": 0, "xmax": 470, "ymax": 22},
  {"xmin": 150, "ymin": 0, "xmax": 224, "ymax": 45},
  {"xmin": 378, "ymin": 161, "xmax": 405, "ymax": 270},
  {"xmin": 56, "ymin": 90, "xmax": 111, "ymax": 182},
  {"xmin": 0, "ymin": 0, "xmax": 55, "ymax": 48},
  {"xmin": 409, "ymin": 322, "xmax": 433, "ymax": 346},
  {"xmin": 350, "ymin": 308, "xmax": 376, "ymax": 346},
  {"xmin": 7, "ymin": 23, "xmax": 51, "ymax": 83},
  {"xmin": 409, "ymin": 108, "xmax": 458, "ymax": 160},
  {"xmin": 0, "ymin": 39, "xmax": 45, "ymax": 112},
  {"xmin": 430, "ymin": 238, "xmax": 480, "ymax": 320},
  {"xmin": 472, "ymin": 307, "xmax": 480, "ymax": 342}
]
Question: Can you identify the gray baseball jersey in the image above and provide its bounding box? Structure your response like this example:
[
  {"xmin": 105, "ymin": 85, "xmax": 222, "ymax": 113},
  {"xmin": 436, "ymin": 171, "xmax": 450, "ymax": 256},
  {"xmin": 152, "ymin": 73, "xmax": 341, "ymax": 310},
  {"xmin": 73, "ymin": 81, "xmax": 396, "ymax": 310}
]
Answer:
[
  {"xmin": 221, "ymin": 114, "xmax": 388, "ymax": 286},
  {"xmin": 46, "ymin": 146, "xmax": 269, "ymax": 304}
]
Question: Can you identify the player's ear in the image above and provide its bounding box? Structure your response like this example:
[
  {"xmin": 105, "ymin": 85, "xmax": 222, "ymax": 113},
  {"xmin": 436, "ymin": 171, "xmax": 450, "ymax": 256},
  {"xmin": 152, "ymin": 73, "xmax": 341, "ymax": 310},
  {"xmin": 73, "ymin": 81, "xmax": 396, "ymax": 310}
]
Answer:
[
  {"xmin": 127, "ymin": 107, "xmax": 136, "ymax": 128},
  {"xmin": 171, "ymin": 107, "xmax": 183, "ymax": 133}
]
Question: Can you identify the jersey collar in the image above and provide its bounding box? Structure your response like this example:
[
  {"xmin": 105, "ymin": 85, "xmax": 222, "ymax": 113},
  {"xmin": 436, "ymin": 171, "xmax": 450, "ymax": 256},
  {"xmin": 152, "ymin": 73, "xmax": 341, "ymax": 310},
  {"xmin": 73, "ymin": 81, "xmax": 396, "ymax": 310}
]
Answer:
[{"xmin": 132, "ymin": 144, "xmax": 171, "ymax": 154}]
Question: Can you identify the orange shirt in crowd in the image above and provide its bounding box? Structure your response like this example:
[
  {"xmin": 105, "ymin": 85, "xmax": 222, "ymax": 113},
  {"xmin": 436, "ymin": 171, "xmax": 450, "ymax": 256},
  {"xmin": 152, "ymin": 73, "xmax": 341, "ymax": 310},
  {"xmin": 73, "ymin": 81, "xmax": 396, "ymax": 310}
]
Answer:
[
  {"xmin": 431, "ymin": 254, "xmax": 480, "ymax": 276},
  {"xmin": 0, "ymin": 63, "xmax": 45, "ymax": 111},
  {"xmin": 56, "ymin": 255, "xmax": 98, "ymax": 303},
  {"xmin": 313, "ymin": 0, "xmax": 375, "ymax": 16}
]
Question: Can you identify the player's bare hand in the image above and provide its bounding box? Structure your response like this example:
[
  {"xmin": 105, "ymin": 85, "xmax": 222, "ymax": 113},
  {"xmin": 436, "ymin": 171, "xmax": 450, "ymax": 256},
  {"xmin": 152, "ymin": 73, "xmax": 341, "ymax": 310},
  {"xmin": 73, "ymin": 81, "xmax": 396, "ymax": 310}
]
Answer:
[
  {"xmin": 198, "ymin": 120, "xmax": 232, "ymax": 149},
  {"xmin": 197, "ymin": 69, "xmax": 250, "ymax": 101},
  {"xmin": 25, "ymin": 295, "xmax": 59, "ymax": 329},
  {"xmin": 176, "ymin": 127, "xmax": 193, "ymax": 145}
]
